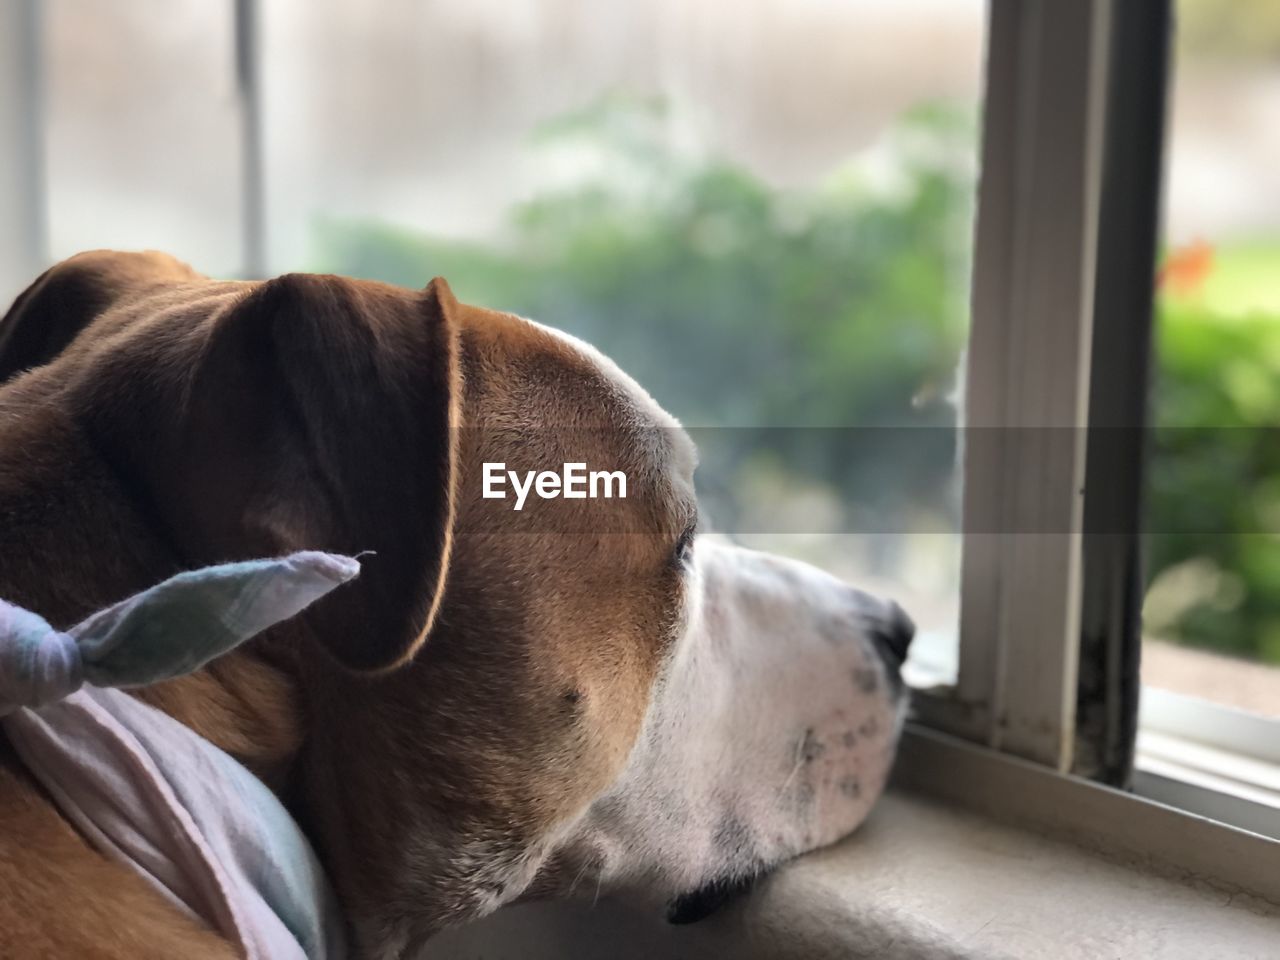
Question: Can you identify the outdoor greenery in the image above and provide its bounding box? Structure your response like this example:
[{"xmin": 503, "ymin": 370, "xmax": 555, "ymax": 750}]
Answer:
[
  {"xmin": 1146, "ymin": 271, "xmax": 1280, "ymax": 663},
  {"xmin": 312, "ymin": 96, "xmax": 1280, "ymax": 666}
]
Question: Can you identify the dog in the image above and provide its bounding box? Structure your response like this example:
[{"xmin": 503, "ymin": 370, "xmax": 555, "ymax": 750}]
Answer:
[{"xmin": 0, "ymin": 250, "xmax": 913, "ymax": 958}]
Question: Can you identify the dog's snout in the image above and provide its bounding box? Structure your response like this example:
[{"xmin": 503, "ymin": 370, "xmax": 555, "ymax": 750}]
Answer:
[{"xmin": 873, "ymin": 601, "xmax": 915, "ymax": 668}]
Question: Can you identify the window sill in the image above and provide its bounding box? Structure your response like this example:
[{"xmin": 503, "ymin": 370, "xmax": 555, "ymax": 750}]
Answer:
[{"xmin": 424, "ymin": 729, "xmax": 1280, "ymax": 960}]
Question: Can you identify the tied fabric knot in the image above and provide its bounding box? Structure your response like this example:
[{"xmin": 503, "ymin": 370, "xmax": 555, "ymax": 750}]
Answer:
[
  {"xmin": 0, "ymin": 604, "xmax": 82, "ymax": 714},
  {"xmin": 0, "ymin": 550, "xmax": 361, "ymax": 960},
  {"xmin": 0, "ymin": 550, "xmax": 361, "ymax": 716}
]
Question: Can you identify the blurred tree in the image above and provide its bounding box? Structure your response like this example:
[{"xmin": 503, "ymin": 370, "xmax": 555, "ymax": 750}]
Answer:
[{"xmin": 1146, "ymin": 299, "xmax": 1280, "ymax": 662}]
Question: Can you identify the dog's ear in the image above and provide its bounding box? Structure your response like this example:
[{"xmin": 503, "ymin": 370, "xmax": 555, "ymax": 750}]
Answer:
[
  {"xmin": 0, "ymin": 251, "xmax": 199, "ymax": 383},
  {"xmin": 0, "ymin": 259, "xmax": 113, "ymax": 383},
  {"xmin": 85, "ymin": 273, "xmax": 462, "ymax": 673}
]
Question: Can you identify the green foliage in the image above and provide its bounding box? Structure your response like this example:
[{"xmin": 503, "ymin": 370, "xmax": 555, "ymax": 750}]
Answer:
[
  {"xmin": 1146, "ymin": 297, "xmax": 1280, "ymax": 661},
  {"xmin": 315, "ymin": 98, "xmax": 972, "ymax": 428}
]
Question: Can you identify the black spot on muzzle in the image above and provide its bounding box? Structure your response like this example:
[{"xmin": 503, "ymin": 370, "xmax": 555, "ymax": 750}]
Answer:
[{"xmin": 665, "ymin": 872, "xmax": 760, "ymax": 925}]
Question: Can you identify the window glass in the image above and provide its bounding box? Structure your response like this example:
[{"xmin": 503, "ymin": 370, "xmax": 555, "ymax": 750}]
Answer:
[
  {"xmin": 44, "ymin": 0, "xmax": 243, "ymax": 277},
  {"xmin": 1145, "ymin": 0, "xmax": 1280, "ymax": 717},
  {"xmin": 265, "ymin": 0, "xmax": 987, "ymax": 685}
]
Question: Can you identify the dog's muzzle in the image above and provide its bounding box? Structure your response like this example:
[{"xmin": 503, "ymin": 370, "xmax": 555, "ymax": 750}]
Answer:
[
  {"xmin": 539, "ymin": 542, "xmax": 918, "ymax": 927},
  {"xmin": 663, "ymin": 582, "xmax": 917, "ymax": 925}
]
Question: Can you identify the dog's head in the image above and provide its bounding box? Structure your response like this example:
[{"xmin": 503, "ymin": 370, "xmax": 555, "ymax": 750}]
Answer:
[{"xmin": 0, "ymin": 251, "xmax": 912, "ymax": 956}]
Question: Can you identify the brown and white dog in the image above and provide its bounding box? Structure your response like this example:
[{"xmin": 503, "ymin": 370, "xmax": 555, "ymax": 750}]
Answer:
[{"xmin": 0, "ymin": 250, "xmax": 913, "ymax": 958}]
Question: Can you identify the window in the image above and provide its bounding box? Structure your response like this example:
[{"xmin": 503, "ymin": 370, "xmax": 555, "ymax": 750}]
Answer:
[
  {"xmin": 1134, "ymin": 0, "xmax": 1280, "ymax": 825},
  {"xmin": 2, "ymin": 0, "xmax": 1277, "ymax": 883},
  {"xmin": 46, "ymin": 0, "xmax": 244, "ymax": 278},
  {"xmin": 1143, "ymin": 0, "xmax": 1280, "ymax": 713}
]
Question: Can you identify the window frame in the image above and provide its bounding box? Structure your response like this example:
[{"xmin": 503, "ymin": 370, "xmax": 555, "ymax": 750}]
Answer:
[
  {"xmin": 915, "ymin": 0, "xmax": 1114, "ymax": 772},
  {"xmin": 1073, "ymin": 0, "xmax": 1172, "ymax": 786},
  {"xmin": 0, "ymin": 0, "xmax": 47, "ymax": 296},
  {"xmin": 917, "ymin": 0, "xmax": 1280, "ymax": 858},
  {"xmin": 1136, "ymin": 687, "xmax": 1280, "ymax": 837},
  {"xmin": 235, "ymin": 0, "xmax": 266, "ymax": 279}
]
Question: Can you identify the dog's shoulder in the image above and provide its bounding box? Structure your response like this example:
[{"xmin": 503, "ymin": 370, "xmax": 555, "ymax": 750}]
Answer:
[
  {"xmin": 0, "ymin": 250, "xmax": 203, "ymax": 383},
  {"xmin": 0, "ymin": 733, "xmax": 241, "ymax": 958}
]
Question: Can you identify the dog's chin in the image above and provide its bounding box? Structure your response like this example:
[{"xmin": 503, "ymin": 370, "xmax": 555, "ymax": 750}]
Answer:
[{"xmin": 664, "ymin": 872, "xmax": 761, "ymax": 925}]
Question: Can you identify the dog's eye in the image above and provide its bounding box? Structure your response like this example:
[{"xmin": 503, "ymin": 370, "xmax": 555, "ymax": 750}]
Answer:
[{"xmin": 674, "ymin": 524, "xmax": 696, "ymax": 566}]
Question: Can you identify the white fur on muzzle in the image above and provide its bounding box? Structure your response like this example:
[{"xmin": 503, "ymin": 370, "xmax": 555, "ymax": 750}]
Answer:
[{"xmin": 541, "ymin": 538, "xmax": 913, "ymax": 921}]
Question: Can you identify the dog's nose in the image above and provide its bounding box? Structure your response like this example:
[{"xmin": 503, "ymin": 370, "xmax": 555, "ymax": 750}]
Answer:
[{"xmin": 872, "ymin": 601, "xmax": 915, "ymax": 668}]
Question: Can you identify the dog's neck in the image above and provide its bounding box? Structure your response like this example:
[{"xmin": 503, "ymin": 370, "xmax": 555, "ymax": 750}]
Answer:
[{"xmin": 0, "ymin": 391, "xmax": 307, "ymax": 789}]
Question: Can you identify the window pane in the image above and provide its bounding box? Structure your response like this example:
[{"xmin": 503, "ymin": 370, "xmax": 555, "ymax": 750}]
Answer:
[
  {"xmin": 43, "ymin": 0, "xmax": 243, "ymax": 278},
  {"xmin": 265, "ymin": 0, "xmax": 987, "ymax": 686},
  {"xmin": 1145, "ymin": 0, "xmax": 1280, "ymax": 718}
]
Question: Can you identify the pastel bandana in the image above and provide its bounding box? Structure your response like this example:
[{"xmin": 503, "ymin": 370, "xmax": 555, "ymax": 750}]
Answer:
[{"xmin": 0, "ymin": 552, "xmax": 359, "ymax": 959}]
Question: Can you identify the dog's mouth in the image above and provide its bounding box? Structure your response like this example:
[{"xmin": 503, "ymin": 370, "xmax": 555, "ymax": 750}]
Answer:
[{"xmin": 664, "ymin": 872, "xmax": 761, "ymax": 925}]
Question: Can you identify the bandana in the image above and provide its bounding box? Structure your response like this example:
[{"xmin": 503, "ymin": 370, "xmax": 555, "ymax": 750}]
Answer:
[{"xmin": 0, "ymin": 552, "xmax": 358, "ymax": 959}]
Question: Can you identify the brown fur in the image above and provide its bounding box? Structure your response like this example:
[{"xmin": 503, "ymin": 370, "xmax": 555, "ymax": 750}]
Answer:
[{"xmin": 0, "ymin": 251, "xmax": 693, "ymax": 956}]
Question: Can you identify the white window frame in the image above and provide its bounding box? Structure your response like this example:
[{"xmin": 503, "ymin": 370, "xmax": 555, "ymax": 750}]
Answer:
[
  {"xmin": 915, "ymin": 0, "xmax": 1112, "ymax": 772},
  {"xmin": 1136, "ymin": 688, "xmax": 1280, "ymax": 838},
  {"xmin": 911, "ymin": 0, "xmax": 1280, "ymax": 889}
]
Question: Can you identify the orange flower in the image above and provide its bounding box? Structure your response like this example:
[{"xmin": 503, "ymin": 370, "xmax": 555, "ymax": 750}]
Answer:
[{"xmin": 1157, "ymin": 239, "xmax": 1214, "ymax": 297}]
